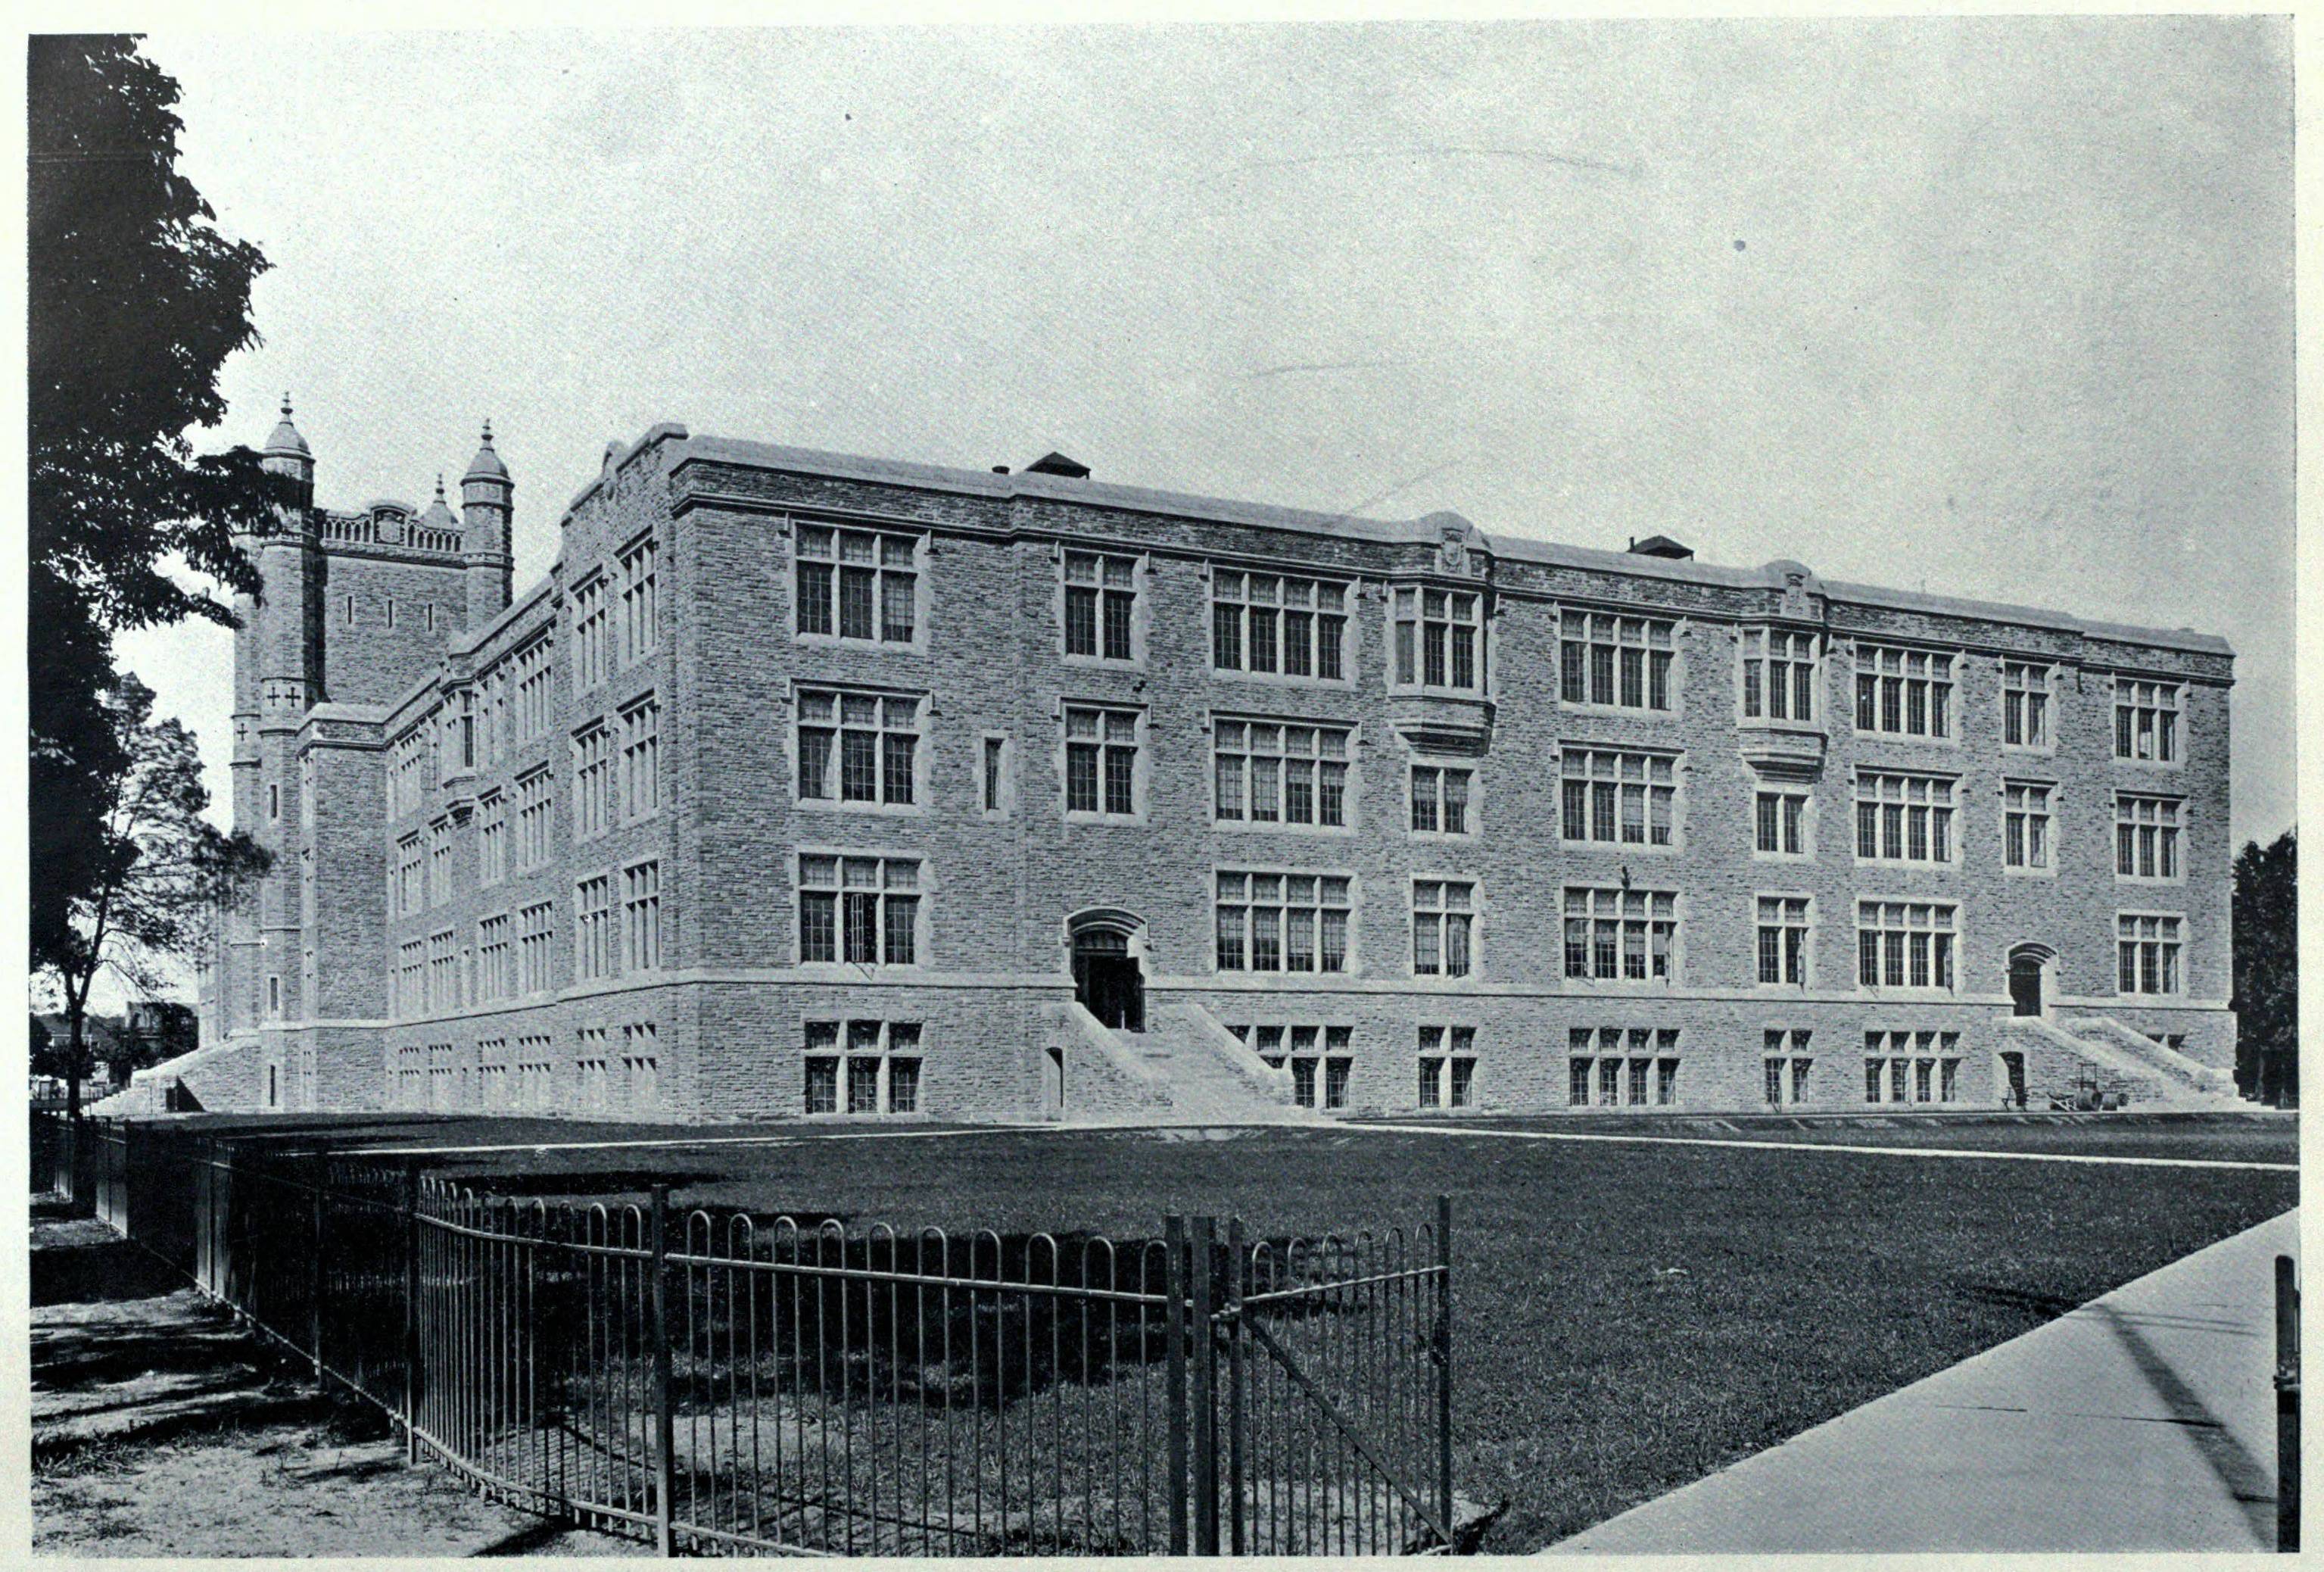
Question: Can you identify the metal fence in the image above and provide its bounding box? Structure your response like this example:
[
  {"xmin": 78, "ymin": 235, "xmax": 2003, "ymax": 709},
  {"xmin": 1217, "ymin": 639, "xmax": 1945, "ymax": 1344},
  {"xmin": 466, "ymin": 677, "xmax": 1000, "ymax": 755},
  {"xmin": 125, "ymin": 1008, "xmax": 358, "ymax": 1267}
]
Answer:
[{"xmin": 37, "ymin": 1116, "xmax": 1456, "ymax": 1557}]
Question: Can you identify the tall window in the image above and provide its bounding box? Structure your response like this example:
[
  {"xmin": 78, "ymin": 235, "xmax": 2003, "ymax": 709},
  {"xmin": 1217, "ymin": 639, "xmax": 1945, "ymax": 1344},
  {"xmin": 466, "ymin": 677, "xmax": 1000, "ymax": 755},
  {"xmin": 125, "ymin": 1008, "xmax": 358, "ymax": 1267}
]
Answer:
[
  {"xmin": 574, "ymin": 723, "xmax": 613, "ymax": 839},
  {"xmin": 1211, "ymin": 570, "xmax": 1347, "ymax": 680},
  {"xmin": 1410, "ymin": 764, "xmax": 1472, "ymax": 836},
  {"xmin": 1416, "ymin": 1026, "xmax": 1477, "ymax": 1109},
  {"xmin": 1864, "ymin": 1030, "xmax": 1961, "ymax": 1106},
  {"xmin": 1411, "ymin": 879, "xmax": 1476, "ymax": 977},
  {"xmin": 2114, "ymin": 679, "xmax": 2181, "ymax": 763},
  {"xmin": 477, "ymin": 914, "xmax": 512, "ymax": 1002},
  {"xmin": 803, "ymin": 1020, "xmax": 924, "ymax": 1115},
  {"xmin": 1856, "ymin": 901, "xmax": 1958, "ymax": 990},
  {"xmin": 397, "ymin": 940, "xmax": 425, "ymax": 1018},
  {"xmin": 983, "ymin": 736, "xmax": 1008, "ymax": 816},
  {"xmin": 428, "ymin": 820, "xmax": 453, "ymax": 905},
  {"xmin": 2117, "ymin": 913, "xmax": 2182, "ymax": 995},
  {"xmin": 1568, "ymin": 1027, "xmax": 1681, "ymax": 1107},
  {"xmin": 2004, "ymin": 782, "xmax": 2054, "ymax": 871},
  {"xmin": 2002, "ymin": 662, "xmax": 2051, "ymax": 748},
  {"xmin": 395, "ymin": 834, "xmax": 423, "ymax": 917},
  {"xmin": 1754, "ymin": 784, "xmax": 1810, "ymax": 856},
  {"xmin": 575, "ymin": 874, "xmax": 616, "ymax": 982},
  {"xmin": 620, "ymin": 696, "xmax": 661, "ymax": 819},
  {"xmin": 1559, "ymin": 611, "xmax": 1673, "ymax": 712},
  {"xmin": 2117, "ymin": 795, "xmax": 2182, "ymax": 881},
  {"xmin": 796, "ymin": 525, "xmax": 918, "ymax": 644},
  {"xmin": 1560, "ymin": 747, "xmax": 1678, "ymax": 847},
  {"xmin": 1064, "ymin": 551, "xmax": 1137, "ymax": 661},
  {"xmin": 1740, "ymin": 628, "xmax": 1815, "ymax": 721},
  {"xmin": 625, "ymin": 860, "xmax": 662, "ymax": 971},
  {"xmin": 1213, "ymin": 870, "xmax": 1352, "ymax": 974},
  {"xmin": 1854, "ymin": 771, "xmax": 1956, "ymax": 865},
  {"xmin": 513, "ymin": 637, "xmax": 553, "ymax": 741},
  {"xmin": 618, "ymin": 534, "xmax": 659, "ymax": 664},
  {"xmin": 574, "ymin": 575, "xmax": 609, "ymax": 690},
  {"xmin": 1756, "ymin": 896, "xmax": 1811, "ymax": 986},
  {"xmin": 1065, "ymin": 706, "xmax": 1140, "ymax": 819},
  {"xmin": 1853, "ymin": 644, "xmax": 1955, "ymax": 739},
  {"xmin": 1562, "ymin": 886, "xmax": 1678, "ymax": 982},
  {"xmin": 515, "ymin": 769, "xmax": 553, "ymax": 870},
  {"xmin": 517, "ymin": 903, "xmax": 554, "ymax": 993},
  {"xmin": 1213, "ymin": 720, "xmax": 1349, "ymax": 828},
  {"xmin": 427, "ymin": 931, "xmax": 459, "ymax": 1012},
  {"xmin": 799, "ymin": 854, "xmax": 920, "ymax": 966},
  {"xmin": 1763, "ymin": 1030, "xmax": 1813, "ymax": 1106},
  {"xmin": 623, "ymin": 1025, "xmax": 660, "ymax": 1112},
  {"xmin": 798, "ymin": 689, "xmax": 921, "ymax": 808},
  {"xmin": 1393, "ymin": 588, "xmax": 1484, "ymax": 692},
  {"xmin": 1228, "ymin": 1024, "xmax": 1353, "ymax": 1110}
]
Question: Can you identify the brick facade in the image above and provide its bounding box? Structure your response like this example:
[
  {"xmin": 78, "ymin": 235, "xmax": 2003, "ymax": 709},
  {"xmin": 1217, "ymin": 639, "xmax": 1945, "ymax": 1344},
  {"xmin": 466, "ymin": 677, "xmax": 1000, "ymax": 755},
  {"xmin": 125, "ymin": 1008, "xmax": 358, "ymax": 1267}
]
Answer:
[{"xmin": 198, "ymin": 413, "xmax": 2236, "ymax": 1123}]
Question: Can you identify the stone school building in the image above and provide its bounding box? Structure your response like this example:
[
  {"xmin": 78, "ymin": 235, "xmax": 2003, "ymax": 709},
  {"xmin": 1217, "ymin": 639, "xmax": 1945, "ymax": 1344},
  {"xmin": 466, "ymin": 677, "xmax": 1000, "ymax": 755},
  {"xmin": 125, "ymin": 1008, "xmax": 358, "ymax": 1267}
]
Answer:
[{"xmin": 167, "ymin": 404, "xmax": 2240, "ymax": 1122}]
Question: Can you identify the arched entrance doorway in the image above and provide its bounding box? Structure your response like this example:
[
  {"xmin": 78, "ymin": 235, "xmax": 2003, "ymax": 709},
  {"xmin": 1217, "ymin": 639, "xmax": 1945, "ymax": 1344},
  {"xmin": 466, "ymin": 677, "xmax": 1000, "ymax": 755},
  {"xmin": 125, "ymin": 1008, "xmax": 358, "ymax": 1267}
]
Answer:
[
  {"xmin": 2007, "ymin": 944, "xmax": 2054, "ymax": 1018},
  {"xmin": 1067, "ymin": 909, "xmax": 1145, "ymax": 1032}
]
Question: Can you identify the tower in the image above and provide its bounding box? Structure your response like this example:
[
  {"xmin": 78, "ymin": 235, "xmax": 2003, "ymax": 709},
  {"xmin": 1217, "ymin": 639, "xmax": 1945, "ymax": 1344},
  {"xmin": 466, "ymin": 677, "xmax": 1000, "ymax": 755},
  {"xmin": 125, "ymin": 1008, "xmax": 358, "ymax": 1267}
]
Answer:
[{"xmin": 463, "ymin": 420, "xmax": 514, "ymax": 623}]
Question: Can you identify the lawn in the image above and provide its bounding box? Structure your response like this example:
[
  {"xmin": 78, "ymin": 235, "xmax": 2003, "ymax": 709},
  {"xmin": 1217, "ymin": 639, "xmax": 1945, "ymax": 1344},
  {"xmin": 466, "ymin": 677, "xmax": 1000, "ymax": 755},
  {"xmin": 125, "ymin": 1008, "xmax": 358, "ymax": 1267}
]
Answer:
[{"xmin": 367, "ymin": 1120, "xmax": 2297, "ymax": 1552}]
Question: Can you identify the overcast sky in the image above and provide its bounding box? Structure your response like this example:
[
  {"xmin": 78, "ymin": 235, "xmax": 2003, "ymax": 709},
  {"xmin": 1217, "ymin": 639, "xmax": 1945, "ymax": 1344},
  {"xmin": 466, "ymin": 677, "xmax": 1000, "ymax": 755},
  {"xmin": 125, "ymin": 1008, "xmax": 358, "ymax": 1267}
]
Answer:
[{"xmin": 123, "ymin": 17, "xmax": 2293, "ymax": 865}]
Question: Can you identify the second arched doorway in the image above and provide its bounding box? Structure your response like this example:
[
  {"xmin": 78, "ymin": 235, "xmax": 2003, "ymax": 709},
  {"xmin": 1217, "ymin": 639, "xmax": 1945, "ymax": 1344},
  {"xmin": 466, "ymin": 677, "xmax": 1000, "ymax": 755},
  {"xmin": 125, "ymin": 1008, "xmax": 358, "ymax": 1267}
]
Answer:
[
  {"xmin": 2007, "ymin": 944, "xmax": 2055, "ymax": 1018},
  {"xmin": 1067, "ymin": 909, "xmax": 1147, "ymax": 1032}
]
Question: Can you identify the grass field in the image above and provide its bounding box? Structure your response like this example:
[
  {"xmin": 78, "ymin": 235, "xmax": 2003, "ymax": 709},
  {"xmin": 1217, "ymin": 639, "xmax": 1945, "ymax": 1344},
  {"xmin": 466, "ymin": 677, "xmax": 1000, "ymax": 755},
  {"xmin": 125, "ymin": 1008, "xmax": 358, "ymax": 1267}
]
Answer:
[{"xmin": 227, "ymin": 1113, "xmax": 2291, "ymax": 1552}]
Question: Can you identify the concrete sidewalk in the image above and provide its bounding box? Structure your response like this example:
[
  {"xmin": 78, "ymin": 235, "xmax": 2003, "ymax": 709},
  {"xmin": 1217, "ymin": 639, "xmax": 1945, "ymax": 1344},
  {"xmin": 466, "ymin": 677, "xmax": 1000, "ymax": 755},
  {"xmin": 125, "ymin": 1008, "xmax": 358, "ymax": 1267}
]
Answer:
[{"xmin": 1553, "ymin": 1209, "xmax": 2298, "ymax": 1554}]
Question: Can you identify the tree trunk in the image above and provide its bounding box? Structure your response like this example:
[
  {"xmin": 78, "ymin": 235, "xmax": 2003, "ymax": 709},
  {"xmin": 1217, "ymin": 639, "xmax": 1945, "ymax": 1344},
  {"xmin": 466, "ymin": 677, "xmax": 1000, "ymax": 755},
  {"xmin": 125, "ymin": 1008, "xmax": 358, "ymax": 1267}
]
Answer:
[{"xmin": 64, "ymin": 997, "xmax": 84, "ymax": 1119}]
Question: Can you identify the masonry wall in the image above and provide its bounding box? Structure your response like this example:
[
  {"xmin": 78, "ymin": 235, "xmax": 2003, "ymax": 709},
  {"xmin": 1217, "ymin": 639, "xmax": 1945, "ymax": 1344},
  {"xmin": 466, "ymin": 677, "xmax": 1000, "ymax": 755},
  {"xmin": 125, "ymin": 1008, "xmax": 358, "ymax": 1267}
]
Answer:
[{"xmin": 245, "ymin": 428, "xmax": 2238, "ymax": 1123}]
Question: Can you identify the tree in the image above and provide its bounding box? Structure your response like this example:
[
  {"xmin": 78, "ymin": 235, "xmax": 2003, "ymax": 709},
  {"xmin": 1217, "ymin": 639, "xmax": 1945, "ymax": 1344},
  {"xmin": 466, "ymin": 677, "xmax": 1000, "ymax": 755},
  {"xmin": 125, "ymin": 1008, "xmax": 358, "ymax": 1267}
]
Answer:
[
  {"xmin": 29, "ymin": 35, "xmax": 279, "ymax": 987},
  {"xmin": 35, "ymin": 675, "xmax": 269, "ymax": 1117},
  {"xmin": 2232, "ymin": 828, "xmax": 2297, "ymax": 1106}
]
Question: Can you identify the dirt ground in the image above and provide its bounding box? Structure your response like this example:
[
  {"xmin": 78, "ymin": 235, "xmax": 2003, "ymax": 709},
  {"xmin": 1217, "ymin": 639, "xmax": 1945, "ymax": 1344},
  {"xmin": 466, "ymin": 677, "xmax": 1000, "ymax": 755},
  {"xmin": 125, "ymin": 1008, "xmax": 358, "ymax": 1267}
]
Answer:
[{"xmin": 31, "ymin": 1202, "xmax": 643, "ymax": 1558}]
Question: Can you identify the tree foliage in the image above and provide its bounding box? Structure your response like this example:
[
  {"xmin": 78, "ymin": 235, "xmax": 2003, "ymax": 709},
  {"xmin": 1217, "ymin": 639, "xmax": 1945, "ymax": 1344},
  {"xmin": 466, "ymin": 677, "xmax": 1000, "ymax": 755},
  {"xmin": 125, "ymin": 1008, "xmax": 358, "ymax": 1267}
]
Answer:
[
  {"xmin": 28, "ymin": 35, "xmax": 279, "ymax": 984},
  {"xmin": 2231, "ymin": 828, "xmax": 2297, "ymax": 1106},
  {"xmin": 36, "ymin": 675, "xmax": 271, "ymax": 1114}
]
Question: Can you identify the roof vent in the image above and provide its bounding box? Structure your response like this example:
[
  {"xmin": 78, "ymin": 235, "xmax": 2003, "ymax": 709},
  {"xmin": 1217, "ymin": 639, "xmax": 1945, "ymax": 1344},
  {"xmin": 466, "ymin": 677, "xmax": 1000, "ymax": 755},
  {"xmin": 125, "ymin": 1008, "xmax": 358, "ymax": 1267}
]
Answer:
[
  {"xmin": 992, "ymin": 465, "xmax": 1011, "ymax": 476},
  {"xmin": 1025, "ymin": 451, "xmax": 1091, "ymax": 479},
  {"xmin": 1628, "ymin": 534, "xmax": 1694, "ymax": 560}
]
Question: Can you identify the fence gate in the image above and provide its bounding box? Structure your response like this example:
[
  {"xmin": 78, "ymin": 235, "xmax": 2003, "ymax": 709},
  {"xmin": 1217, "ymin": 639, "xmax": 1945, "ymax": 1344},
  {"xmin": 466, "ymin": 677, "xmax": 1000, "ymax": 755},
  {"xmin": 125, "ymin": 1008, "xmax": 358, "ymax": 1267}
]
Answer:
[{"xmin": 1180, "ymin": 1197, "xmax": 1454, "ymax": 1555}]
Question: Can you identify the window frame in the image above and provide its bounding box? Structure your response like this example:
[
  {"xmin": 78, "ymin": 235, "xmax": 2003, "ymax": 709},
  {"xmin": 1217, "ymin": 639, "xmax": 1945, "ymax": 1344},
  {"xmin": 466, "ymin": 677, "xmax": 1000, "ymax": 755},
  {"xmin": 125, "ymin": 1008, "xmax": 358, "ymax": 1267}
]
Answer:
[
  {"xmin": 1209, "ymin": 565, "xmax": 1353, "ymax": 686},
  {"xmin": 2111, "ymin": 676, "xmax": 2184, "ymax": 767},
  {"xmin": 1558, "ymin": 608, "xmax": 1678, "ymax": 715},
  {"xmin": 2116, "ymin": 909, "xmax": 2186, "ymax": 997},
  {"xmin": 2114, "ymin": 793, "xmax": 2186, "ymax": 884},
  {"xmin": 1854, "ymin": 899, "xmax": 1961, "ymax": 994},
  {"xmin": 1391, "ymin": 585, "xmax": 1490, "ymax": 697},
  {"xmin": 793, "ymin": 520, "xmax": 927, "ymax": 651},
  {"xmin": 1852, "ymin": 768, "xmax": 1961, "ymax": 869},
  {"xmin": 1999, "ymin": 660, "xmax": 2057, "ymax": 754},
  {"xmin": 1406, "ymin": 759, "xmax": 1478, "ymax": 841},
  {"xmin": 1060, "ymin": 547, "xmax": 1145, "ymax": 667},
  {"xmin": 793, "ymin": 684, "xmax": 925, "ymax": 816},
  {"xmin": 1558, "ymin": 744, "xmax": 1683, "ymax": 853},
  {"xmin": 1850, "ymin": 641, "xmax": 1959, "ymax": 744},
  {"xmin": 1210, "ymin": 715, "xmax": 1356, "ymax": 835},
  {"xmin": 1754, "ymin": 893, "xmax": 1815, "ymax": 988},
  {"xmin": 1061, "ymin": 702, "xmax": 1147, "ymax": 825},
  {"xmin": 796, "ymin": 850, "xmax": 926, "ymax": 970},
  {"xmin": 2002, "ymin": 778, "xmax": 2058, "ymax": 878},
  {"xmin": 1213, "ymin": 868, "xmax": 1357, "ymax": 977},
  {"xmin": 1560, "ymin": 884, "xmax": 1681, "ymax": 986},
  {"xmin": 1410, "ymin": 875, "xmax": 1480, "ymax": 980},
  {"xmin": 1737, "ymin": 626, "xmax": 1819, "ymax": 725}
]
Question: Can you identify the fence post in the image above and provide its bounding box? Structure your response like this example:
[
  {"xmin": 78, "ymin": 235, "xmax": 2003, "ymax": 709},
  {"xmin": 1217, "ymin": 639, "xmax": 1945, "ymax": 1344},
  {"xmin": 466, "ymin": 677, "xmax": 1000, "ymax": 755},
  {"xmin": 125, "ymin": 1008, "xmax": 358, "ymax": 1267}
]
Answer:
[
  {"xmin": 1435, "ymin": 1193, "xmax": 1454, "ymax": 1544},
  {"xmin": 2279, "ymin": 1252, "xmax": 2301, "ymax": 1553},
  {"xmin": 1164, "ymin": 1215, "xmax": 1188, "ymax": 1555},
  {"xmin": 1191, "ymin": 1215, "xmax": 1218, "ymax": 1556},
  {"xmin": 650, "ymin": 1184, "xmax": 676, "ymax": 1557},
  {"xmin": 309, "ymin": 1152, "xmax": 327, "ymax": 1390},
  {"xmin": 402, "ymin": 1159, "xmax": 422, "ymax": 1465},
  {"xmin": 1226, "ymin": 1215, "xmax": 1245, "ymax": 1558}
]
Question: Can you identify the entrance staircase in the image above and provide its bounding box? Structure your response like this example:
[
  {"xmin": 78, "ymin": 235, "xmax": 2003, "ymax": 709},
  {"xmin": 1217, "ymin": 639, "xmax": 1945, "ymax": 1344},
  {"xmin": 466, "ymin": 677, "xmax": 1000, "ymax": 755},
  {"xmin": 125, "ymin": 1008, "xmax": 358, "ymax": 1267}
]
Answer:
[
  {"xmin": 1048, "ymin": 998, "xmax": 1316, "ymax": 1126},
  {"xmin": 1998, "ymin": 1016, "xmax": 2240, "ymax": 1110}
]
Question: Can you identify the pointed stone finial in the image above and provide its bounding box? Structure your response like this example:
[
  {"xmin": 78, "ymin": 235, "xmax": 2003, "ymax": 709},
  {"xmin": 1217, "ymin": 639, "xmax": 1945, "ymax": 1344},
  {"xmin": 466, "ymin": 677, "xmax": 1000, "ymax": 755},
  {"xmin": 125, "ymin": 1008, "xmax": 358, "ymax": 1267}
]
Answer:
[
  {"xmin": 434, "ymin": 473, "xmax": 447, "ymax": 501},
  {"xmin": 481, "ymin": 418, "xmax": 494, "ymax": 444},
  {"xmin": 282, "ymin": 392, "xmax": 294, "ymax": 419}
]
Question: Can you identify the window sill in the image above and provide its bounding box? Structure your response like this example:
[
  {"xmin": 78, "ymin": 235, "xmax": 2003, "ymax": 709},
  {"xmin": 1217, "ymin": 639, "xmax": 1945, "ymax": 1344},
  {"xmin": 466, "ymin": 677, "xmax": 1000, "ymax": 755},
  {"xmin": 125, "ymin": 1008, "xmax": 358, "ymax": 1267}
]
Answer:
[
  {"xmin": 796, "ymin": 800, "xmax": 924, "ymax": 818},
  {"xmin": 1217, "ymin": 819, "xmax": 1357, "ymax": 836},
  {"xmin": 2004, "ymin": 866, "xmax": 2059, "ymax": 879},
  {"xmin": 795, "ymin": 633, "xmax": 927, "ymax": 656},
  {"xmin": 1561, "ymin": 840, "xmax": 1681, "ymax": 856},
  {"xmin": 1557, "ymin": 700, "xmax": 1681, "ymax": 720},
  {"xmin": 1061, "ymin": 653, "xmax": 1144, "ymax": 671}
]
